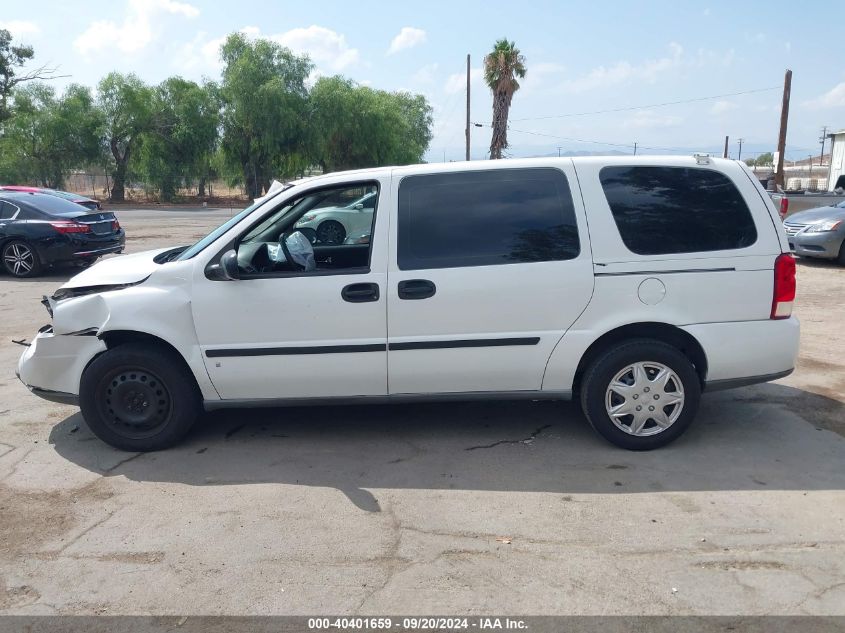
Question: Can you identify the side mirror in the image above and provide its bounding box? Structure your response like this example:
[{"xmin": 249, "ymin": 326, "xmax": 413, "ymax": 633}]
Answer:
[
  {"xmin": 353, "ymin": 203, "xmax": 364, "ymax": 210},
  {"xmin": 205, "ymin": 249, "xmax": 240, "ymax": 281},
  {"xmin": 219, "ymin": 249, "xmax": 240, "ymax": 280}
]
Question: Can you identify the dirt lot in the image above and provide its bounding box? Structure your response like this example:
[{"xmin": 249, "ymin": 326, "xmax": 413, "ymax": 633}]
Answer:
[{"xmin": 0, "ymin": 208, "xmax": 843, "ymax": 615}]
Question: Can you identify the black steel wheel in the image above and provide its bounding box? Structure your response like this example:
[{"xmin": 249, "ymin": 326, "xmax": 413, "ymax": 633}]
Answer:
[{"xmin": 80, "ymin": 343, "xmax": 200, "ymax": 451}]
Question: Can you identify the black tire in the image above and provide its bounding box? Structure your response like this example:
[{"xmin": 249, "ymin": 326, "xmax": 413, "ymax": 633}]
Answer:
[
  {"xmin": 316, "ymin": 220, "xmax": 346, "ymax": 245},
  {"xmin": 79, "ymin": 343, "xmax": 200, "ymax": 451},
  {"xmin": 580, "ymin": 339, "xmax": 701, "ymax": 450},
  {"xmin": 837, "ymin": 241, "xmax": 845, "ymax": 266},
  {"xmin": 2, "ymin": 240, "xmax": 42, "ymax": 278}
]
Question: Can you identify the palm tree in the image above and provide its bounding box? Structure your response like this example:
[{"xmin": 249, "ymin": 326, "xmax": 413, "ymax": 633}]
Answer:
[{"xmin": 483, "ymin": 39, "xmax": 526, "ymax": 159}]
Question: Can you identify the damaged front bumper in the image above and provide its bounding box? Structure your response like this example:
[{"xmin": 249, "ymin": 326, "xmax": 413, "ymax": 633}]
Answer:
[{"xmin": 16, "ymin": 325, "xmax": 107, "ymax": 405}]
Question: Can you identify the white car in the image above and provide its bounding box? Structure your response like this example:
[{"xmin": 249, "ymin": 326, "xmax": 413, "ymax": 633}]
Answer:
[
  {"xmin": 17, "ymin": 155, "xmax": 799, "ymax": 452},
  {"xmin": 294, "ymin": 190, "xmax": 377, "ymax": 244}
]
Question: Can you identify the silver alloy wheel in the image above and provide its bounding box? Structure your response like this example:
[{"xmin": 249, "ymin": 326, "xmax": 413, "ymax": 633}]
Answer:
[
  {"xmin": 604, "ymin": 361, "xmax": 685, "ymax": 436},
  {"xmin": 4, "ymin": 243, "xmax": 34, "ymax": 276}
]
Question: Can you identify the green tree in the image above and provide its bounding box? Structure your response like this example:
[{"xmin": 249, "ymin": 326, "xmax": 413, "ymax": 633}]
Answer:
[
  {"xmin": 744, "ymin": 157, "xmax": 757, "ymax": 167},
  {"xmin": 0, "ymin": 28, "xmax": 60, "ymax": 125},
  {"xmin": 483, "ymin": 39, "xmax": 526, "ymax": 160},
  {"xmin": 0, "ymin": 83, "xmax": 102, "ymax": 187},
  {"xmin": 98, "ymin": 72, "xmax": 153, "ymax": 201},
  {"xmin": 309, "ymin": 76, "xmax": 432, "ymax": 172},
  {"xmin": 755, "ymin": 152, "xmax": 774, "ymax": 166},
  {"xmin": 137, "ymin": 77, "xmax": 220, "ymax": 201},
  {"xmin": 219, "ymin": 33, "xmax": 312, "ymax": 199}
]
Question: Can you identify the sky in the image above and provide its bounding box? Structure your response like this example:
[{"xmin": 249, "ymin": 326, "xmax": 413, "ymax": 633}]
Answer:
[{"xmin": 2, "ymin": 0, "xmax": 844, "ymax": 162}]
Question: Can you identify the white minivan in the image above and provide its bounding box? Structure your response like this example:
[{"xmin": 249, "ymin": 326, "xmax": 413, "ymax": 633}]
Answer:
[{"xmin": 17, "ymin": 155, "xmax": 799, "ymax": 451}]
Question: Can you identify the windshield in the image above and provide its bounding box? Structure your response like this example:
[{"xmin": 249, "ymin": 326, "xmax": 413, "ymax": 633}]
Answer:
[{"xmin": 176, "ymin": 185, "xmax": 295, "ymax": 261}]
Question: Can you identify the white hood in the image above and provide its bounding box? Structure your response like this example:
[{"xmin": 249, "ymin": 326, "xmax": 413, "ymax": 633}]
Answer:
[{"xmin": 60, "ymin": 248, "xmax": 171, "ymax": 290}]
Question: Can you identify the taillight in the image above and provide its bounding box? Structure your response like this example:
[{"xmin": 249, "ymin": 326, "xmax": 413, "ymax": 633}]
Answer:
[
  {"xmin": 779, "ymin": 197, "xmax": 788, "ymax": 219},
  {"xmin": 111, "ymin": 219, "xmax": 121, "ymax": 231},
  {"xmin": 49, "ymin": 221, "xmax": 91, "ymax": 234},
  {"xmin": 771, "ymin": 253, "xmax": 796, "ymax": 319}
]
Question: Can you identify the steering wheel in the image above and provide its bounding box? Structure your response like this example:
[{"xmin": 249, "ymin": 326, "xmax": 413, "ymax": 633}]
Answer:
[{"xmin": 280, "ymin": 230, "xmax": 315, "ymax": 272}]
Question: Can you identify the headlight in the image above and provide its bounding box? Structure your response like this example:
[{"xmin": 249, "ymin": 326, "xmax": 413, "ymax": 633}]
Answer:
[
  {"xmin": 806, "ymin": 220, "xmax": 842, "ymax": 232},
  {"xmin": 300, "ymin": 214, "xmax": 317, "ymax": 223}
]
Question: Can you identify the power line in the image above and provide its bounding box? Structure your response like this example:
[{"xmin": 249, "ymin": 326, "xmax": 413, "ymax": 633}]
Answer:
[
  {"xmin": 506, "ymin": 86, "xmax": 781, "ymax": 123},
  {"xmin": 479, "ymin": 123, "xmax": 695, "ymax": 153}
]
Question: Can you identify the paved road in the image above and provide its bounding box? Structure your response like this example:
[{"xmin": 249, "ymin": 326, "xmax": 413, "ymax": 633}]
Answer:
[{"xmin": 0, "ymin": 207, "xmax": 843, "ymax": 615}]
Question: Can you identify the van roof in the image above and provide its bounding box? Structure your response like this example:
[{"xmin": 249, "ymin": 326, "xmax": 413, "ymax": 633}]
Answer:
[{"xmin": 291, "ymin": 155, "xmax": 740, "ymax": 184}]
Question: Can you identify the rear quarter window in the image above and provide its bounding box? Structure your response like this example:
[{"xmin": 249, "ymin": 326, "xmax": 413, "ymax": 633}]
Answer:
[
  {"xmin": 397, "ymin": 167, "xmax": 580, "ymax": 270},
  {"xmin": 599, "ymin": 166, "xmax": 757, "ymax": 255},
  {"xmin": 0, "ymin": 201, "xmax": 19, "ymax": 219}
]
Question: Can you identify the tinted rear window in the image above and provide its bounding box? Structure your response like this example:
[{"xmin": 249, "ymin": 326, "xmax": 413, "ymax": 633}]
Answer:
[
  {"xmin": 0, "ymin": 193, "xmax": 84, "ymax": 217},
  {"xmin": 599, "ymin": 166, "xmax": 757, "ymax": 255},
  {"xmin": 397, "ymin": 168, "xmax": 580, "ymax": 270}
]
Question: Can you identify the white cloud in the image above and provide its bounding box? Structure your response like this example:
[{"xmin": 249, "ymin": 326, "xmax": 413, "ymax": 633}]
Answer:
[
  {"xmin": 387, "ymin": 27, "xmax": 426, "ymax": 55},
  {"xmin": 803, "ymin": 82, "xmax": 845, "ymax": 110},
  {"xmin": 412, "ymin": 63, "xmax": 438, "ymax": 85},
  {"xmin": 445, "ymin": 67, "xmax": 482, "ymax": 95},
  {"xmin": 175, "ymin": 24, "xmax": 358, "ymax": 75},
  {"xmin": 273, "ymin": 25, "xmax": 359, "ymax": 71},
  {"xmin": 559, "ymin": 42, "xmax": 683, "ymax": 94},
  {"xmin": 74, "ymin": 0, "xmax": 199, "ymax": 55},
  {"xmin": 0, "ymin": 20, "xmax": 41, "ymax": 38},
  {"xmin": 522, "ymin": 62, "xmax": 565, "ymax": 91},
  {"xmin": 710, "ymin": 100, "xmax": 737, "ymax": 115},
  {"xmin": 625, "ymin": 110, "xmax": 683, "ymax": 129},
  {"xmin": 695, "ymin": 47, "xmax": 734, "ymax": 67}
]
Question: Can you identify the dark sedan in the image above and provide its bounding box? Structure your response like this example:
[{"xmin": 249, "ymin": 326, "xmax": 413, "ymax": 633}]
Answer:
[
  {"xmin": 0, "ymin": 191, "xmax": 125, "ymax": 277},
  {"xmin": 0, "ymin": 185, "xmax": 101, "ymax": 210}
]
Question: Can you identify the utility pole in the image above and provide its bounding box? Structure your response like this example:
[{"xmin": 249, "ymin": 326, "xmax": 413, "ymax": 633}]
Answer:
[
  {"xmin": 465, "ymin": 54, "xmax": 471, "ymax": 161},
  {"xmin": 633, "ymin": 142, "xmax": 638, "ymax": 155},
  {"xmin": 723, "ymin": 136, "xmax": 729, "ymax": 159},
  {"xmin": 819, "ymin": 125, "xmax": 828, "ymax": 166},
  {"xmin": 737, "ymin": 138, "xmax": 744, "ymax": 161},
  {"xmin": 557, "ymin": 146, "xmax": 562, "ymax": 157},
  {"xmin": 775, "ymin": 69, "xmax": 792, "ymax": 190}
]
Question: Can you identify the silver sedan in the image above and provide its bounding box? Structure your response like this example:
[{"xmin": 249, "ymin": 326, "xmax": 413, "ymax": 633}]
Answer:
[{"xmin": 783, "ymin": 202, "xmax": 845, "ymax": 265}]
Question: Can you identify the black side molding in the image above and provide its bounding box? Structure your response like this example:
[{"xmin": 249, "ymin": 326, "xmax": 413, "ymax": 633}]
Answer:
[
  {"xmin": 29, "ymin": 387, "xmax": 80, "ymax": 406},
  {"xmin": 389, "ymin": 337, "xmax": 540, "ymax": 351},
  {"xmin": 595, "ymin": 267, "xmax": 735, "ymax": 277},
  {"xmin": 206, "ymin": 337, "xmax": 542, "ymax": 357},
  {"xmin": 704, "ymin": 368, "xmax": 793, "ymax": 392},
  {"xmin": 206, "ymin": 344, "xmax": 386, "ymax": 358}
]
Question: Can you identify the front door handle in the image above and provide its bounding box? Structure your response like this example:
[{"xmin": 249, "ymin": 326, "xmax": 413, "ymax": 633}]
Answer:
[
  {"xmin": 342, "ymin": 282, "xmax": 380, "ymax": 303},
  {"xmin": 398, "ymin": 279, "xmax": 436, "ymax": 300}
]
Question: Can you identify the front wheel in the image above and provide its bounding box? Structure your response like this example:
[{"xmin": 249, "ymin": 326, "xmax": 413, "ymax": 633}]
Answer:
[
  {"xmin": 79, "ymin": 343, "xmax": 200, "ymax": 451},
  {"xmin": 316, "ymin": 220, "xmax": 346, "ymax": 245},
  {"xmin": 580, "ymin": 339, "xmax": 701, "ymax": 450}
]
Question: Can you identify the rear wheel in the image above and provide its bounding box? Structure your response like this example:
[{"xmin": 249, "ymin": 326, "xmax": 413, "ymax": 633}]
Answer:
[
  {"xmin": 2, "ymin": 240, "xmax": 41, "ymax": 277},
  {"xmin": 580, "ymin": 339, "xmax": 701, "ymax": 450},
  {"xmin": 316, "ymin": 220, "xmax": 346, "ymax": 245},
  {"xmin": 80, "ymin": 343, "xmax": 200, "ymax": 451}
]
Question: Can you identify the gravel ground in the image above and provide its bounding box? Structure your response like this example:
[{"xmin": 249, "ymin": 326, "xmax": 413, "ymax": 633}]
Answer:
[{"xmin": 0, "ymin": 207, "xmax": 843, "ymax": 615}]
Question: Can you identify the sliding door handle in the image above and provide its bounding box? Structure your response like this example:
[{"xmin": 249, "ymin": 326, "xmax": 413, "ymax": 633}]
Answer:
[{"xmin": 398, "ymin": 279, "xmax": 436, "ymax": 300}]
